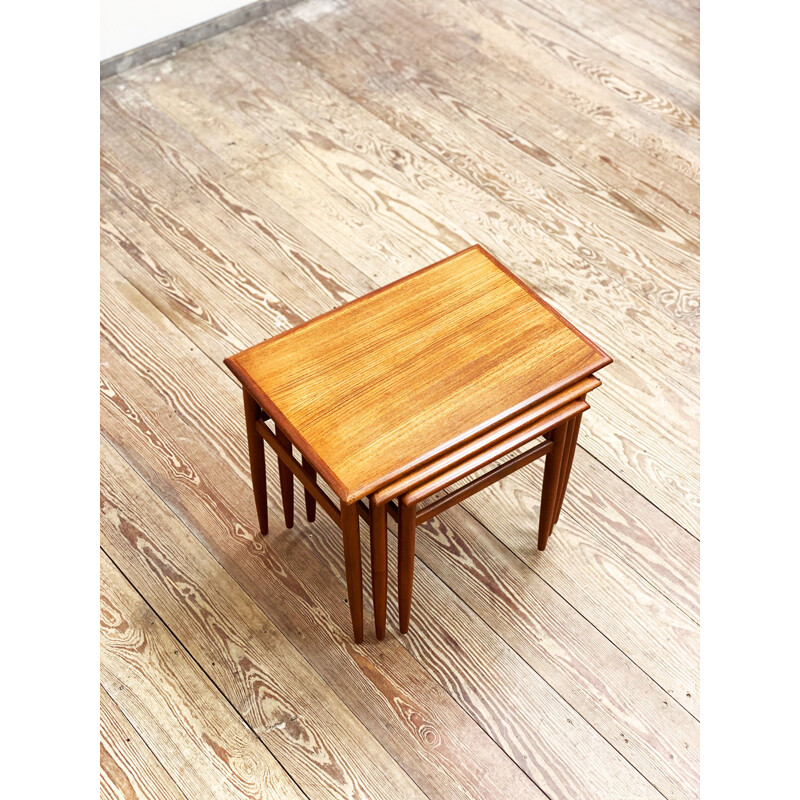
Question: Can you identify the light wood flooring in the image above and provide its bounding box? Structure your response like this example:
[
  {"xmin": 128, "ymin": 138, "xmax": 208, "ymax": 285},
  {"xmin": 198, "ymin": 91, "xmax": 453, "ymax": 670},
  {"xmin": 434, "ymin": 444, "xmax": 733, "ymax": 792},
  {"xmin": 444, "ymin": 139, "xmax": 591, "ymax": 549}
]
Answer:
[{"xmin": 100, "ymin": 0, "xmax": 699, "ymax": 797}]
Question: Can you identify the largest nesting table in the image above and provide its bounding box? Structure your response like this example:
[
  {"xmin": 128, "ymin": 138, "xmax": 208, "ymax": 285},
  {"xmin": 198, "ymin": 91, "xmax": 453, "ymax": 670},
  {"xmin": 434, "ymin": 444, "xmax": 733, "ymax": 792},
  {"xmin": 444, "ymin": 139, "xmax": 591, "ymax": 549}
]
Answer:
[{"xmin": 225, "ymin": 244, "xmax": 611, "ymax": 643}]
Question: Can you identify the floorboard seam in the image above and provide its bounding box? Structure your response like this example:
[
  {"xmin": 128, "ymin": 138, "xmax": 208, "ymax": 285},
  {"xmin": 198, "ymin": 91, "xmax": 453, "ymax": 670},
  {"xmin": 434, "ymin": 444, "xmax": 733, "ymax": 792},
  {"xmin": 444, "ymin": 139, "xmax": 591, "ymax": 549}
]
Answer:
[
  {"xmin": 100, "ymin": 683, "xmax": 194, "ymax": 800},
  {"xmin": 102, "ymin": 85, "xmax": 700, "ymax": 530},
  {"xmin": 241, "ymin": 8, "xmax": 703, "ymax": 347},
  {"xmin": 102, "ymin": 232, "xmax": 695, "ymax": 792},
  {"xmin": 455, "ymin": 498, "xmax": 700, "ymax": 722},
  {"xmin": 100, "ymin": 433, "xmax": 440, "ymax": 800},
  {"xmin": 100, "ymin": 541, "xmax": 316, "ymax": 800}
]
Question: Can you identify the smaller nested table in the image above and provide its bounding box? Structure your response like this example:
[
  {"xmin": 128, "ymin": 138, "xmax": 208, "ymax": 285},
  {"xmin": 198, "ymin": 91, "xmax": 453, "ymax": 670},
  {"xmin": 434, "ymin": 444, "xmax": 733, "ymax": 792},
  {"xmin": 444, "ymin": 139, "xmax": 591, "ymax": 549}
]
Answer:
[{"xmin": 225, "ymin": 245, "xmax": 611, "ymax": 643}]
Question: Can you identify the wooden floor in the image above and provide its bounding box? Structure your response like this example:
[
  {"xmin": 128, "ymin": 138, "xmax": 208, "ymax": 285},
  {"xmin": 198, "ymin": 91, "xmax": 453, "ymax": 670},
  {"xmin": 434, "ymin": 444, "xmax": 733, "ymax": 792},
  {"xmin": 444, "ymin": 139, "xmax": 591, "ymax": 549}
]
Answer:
[{"xmin": 100, "ymin": 0, "xmax": 699, "ymax": 797}]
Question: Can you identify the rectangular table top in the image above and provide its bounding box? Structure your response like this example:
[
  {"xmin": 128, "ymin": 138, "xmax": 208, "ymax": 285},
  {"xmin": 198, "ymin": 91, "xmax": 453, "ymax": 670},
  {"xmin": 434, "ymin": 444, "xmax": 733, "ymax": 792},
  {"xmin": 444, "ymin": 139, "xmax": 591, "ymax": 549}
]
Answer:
[{"xmin": 225, "ymin": 244, "xmax": 611, "ymax": 502}]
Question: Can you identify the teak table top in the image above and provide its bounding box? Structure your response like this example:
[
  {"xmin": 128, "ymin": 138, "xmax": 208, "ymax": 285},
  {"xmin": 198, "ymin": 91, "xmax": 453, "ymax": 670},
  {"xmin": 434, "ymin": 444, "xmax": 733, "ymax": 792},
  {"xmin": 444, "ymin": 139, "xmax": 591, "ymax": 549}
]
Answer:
[{"xmin": 225, "ymin": 245, "xmax": 611, "ymax": 503}]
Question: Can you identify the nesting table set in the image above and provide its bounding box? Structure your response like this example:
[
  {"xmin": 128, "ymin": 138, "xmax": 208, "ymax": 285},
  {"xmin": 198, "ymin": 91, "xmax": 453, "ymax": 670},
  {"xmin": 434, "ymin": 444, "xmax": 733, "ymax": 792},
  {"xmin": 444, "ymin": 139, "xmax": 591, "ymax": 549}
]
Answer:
[{"xmin": 225, "ymin": 245, "xmax": 611, "ymax": 643}]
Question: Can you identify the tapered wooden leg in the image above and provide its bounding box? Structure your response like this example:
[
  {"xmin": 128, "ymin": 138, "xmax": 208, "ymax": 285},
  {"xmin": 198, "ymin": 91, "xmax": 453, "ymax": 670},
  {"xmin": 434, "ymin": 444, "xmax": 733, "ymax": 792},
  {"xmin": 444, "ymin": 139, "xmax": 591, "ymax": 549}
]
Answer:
[
  {"xmin": 243, "ymin": 389, "xmax": 269, "ymax": 537},
  {"xmin": 369, "ymin": 498, "xmax": 388, "ymax": 641},
  {"xmin": 274, "ymin": 427, "xmax": 294, "ymax": 529},
  {"xmin": 341, "ymin": 503, "xmax": 363, "ymax": 643},
  {"xmin": 553, "ymin": 412, "xmax": 582, "ymax": 525},
  {"xmin": 301, "ymin": 456, "xmax": 317, "ymax": 523},
  {"xmin": 538, "ymin": 420, "xmax": 569, "ymax": 551},
  {"xmin": 398, "ymin": 501, "xmax": 417, "ymax": 635}
]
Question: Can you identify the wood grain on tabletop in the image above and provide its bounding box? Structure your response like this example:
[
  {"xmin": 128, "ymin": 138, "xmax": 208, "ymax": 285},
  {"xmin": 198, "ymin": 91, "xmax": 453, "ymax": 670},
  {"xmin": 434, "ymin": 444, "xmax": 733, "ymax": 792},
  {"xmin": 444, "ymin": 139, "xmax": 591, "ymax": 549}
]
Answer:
[{"xmin": 225, "ymin": 244, "xmax": 610, "ymax": 502}]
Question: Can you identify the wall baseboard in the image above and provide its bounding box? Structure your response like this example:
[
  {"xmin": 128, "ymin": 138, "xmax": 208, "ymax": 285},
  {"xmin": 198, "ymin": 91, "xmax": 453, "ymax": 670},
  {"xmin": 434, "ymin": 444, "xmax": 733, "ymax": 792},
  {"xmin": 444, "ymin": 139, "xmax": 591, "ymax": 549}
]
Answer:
[{"xmin": 100, "ymin": 0, "xmax": 301, "ymax": 80}]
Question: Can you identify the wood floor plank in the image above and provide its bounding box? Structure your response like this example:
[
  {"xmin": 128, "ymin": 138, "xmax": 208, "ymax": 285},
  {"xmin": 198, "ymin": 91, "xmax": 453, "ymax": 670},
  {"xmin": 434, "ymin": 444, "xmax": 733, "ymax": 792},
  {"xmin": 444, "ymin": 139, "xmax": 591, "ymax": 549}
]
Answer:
[
  {"xmin": 523, "ymin": 0, "xmax": 700, "ymax": 86},
  {"xmin": 350, "ymin": 0, "xmax": 700, "ymax": 211},
  {"xmin": 100, "ymin": 267, "xmax": 549, "ymax": 800},
  {"xmin": 99, "ymin": 5, "xmax": 700, "ymax": 796},
  {"xmin": 521, "ymin": 0, "xmax": 700, "ymax": 64},
  {"xmin": 458, "ymin": 459, "xmax": 700, "ymax": 714},
  {"xmin": 99, "ymin": 231, "xmax": 696, "ymax": 797},
  {"xmin": 304, "ymin": 491, "xmax": 700, "ymax": 799},
  {"xmin": 469, "ymin": 0, "xmax": 699, "ymax": 103},
  {"xmin": 100, "ymin": 186, "xmax": 699, "ymax": 712},
  {"xmin": 223, "ymin": 19, "xmax": 701, "ymax": 334},
  {"xmin": 131, "ymin": 23, "xmax": 701, "ymax": 331},
  {"xmin": 516, "ymin": 0, "xmax": 699, "ymax": 89},
  {"xmin": 332, "ymin": 0, "xmax": 699, "ymax": 245},
  {"xmin": 112, "ymin": 22, "xmax": 696, "ymax": 328},
  {"xmin": 100, "ymin": 553, "xmax": 306, "ymax": 800},
  {"xmin": 99, "ymin": 118, "xmax": 699, "ymax": 684},
  {"xmin": 100, "ymin": 687, "xmax": 187, "ymax": 800},
  {"xmin": 314, "ymin": 0, "xmax": 700, "ymax": 181},
  {"xmin": 101, "ymin": 438, "xmax": 428, "ymax": 800},
  {"xmin": 103, "ymin": 53, "xmax": 694, "ymax": 356},
  {"xmin": 104, "ymin": 50, "xmax": 700, "ymax": 533},
  {"xmin": 99, "ymin": 86, "xmax": 376, "ymax": 312},
  {"xmin": 265, "ymin": 10, "xmax": 699, "ymax": 308},
  {"xmin": 466, "ymin": 446, "xmax": 700, "ymax": 623},
  {"xmin": 397, "ymin": 0, "xmax": 699, "ymax": 135}
]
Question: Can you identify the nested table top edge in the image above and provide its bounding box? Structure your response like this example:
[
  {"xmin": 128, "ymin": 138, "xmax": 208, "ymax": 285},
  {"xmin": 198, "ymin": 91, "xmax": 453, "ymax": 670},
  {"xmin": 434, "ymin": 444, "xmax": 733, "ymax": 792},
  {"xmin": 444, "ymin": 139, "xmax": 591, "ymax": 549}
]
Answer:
[
  {"xmin": 229, "ymin": 360, "xmax": 608, "ymax": 504},
  {"xmin": 224, "ymin": 243, "xmax": 613, "ymax": 503}
]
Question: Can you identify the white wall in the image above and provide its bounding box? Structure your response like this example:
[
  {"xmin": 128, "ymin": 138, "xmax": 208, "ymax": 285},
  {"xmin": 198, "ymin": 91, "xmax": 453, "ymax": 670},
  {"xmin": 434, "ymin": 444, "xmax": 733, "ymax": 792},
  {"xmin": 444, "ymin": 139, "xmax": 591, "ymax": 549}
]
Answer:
[{"xmin": 100, "ymin": 0, "xmax": 247, "ymax": 61}]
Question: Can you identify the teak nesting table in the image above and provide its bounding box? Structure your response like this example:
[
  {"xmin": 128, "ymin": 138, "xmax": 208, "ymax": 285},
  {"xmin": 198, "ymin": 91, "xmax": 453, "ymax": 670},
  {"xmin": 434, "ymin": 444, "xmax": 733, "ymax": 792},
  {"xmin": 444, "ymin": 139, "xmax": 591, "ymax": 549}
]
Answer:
[{"xmin": 225, "ymin": 245, "xmax": 611, "ymax": 643}]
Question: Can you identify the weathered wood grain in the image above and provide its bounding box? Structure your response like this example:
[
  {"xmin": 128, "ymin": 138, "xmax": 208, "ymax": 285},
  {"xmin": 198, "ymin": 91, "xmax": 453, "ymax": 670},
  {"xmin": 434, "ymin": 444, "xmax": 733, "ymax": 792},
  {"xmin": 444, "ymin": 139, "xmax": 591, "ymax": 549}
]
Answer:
[
  {"xmin": 99, "ymin": 255, "xmax": 697, "ymax": 798},
  {"xmin": 99, "ymin": 144, "xmax": 699, "ymax": 698},
  {"xmin": 101, "ymin": 437, "xmax": 427, "ymax": 800},
  {"xmin": 392, "ymin": 0, "xmax": 699, "ymax": 136},
  {"xmin": 100, "ymin": 687, "xmax": 187, "ymax": 800},
  {"xmin": 468, "ymin": 446, "xmax": 700, "ymax": 623},
  {"xmin": 458, "ymin": 460, "xmax": 701, "ymax": 713},
  {"xmin": 100, "ymin": 197, "xmax": 698, "ymax": 695},
  {"xmin": 245, "ymin": 13, "xmax": 700, "ymax": 332},
  {"xmin": 99, "ymin": 4, "xmax": 700, "ymax": 797},
  {"xmin": 109, "ymin": 51, "xmax": 695, "ymax": 334},
  {"xmin": 517, "ymin": 0, "xmax": 699, "ymax": 81},
  {"xmin": 100, "ymin": 553, "xmax": 306, "ymax": 800},
  {"xmin": 290, "ymin": 0, "xmax": 700, "ymax": 182},
  {"xmin": 276, "ymin": 0, "xmax": 699, "ymax": 220},
  {"xmin": 99, "ymin": 85, "xmax": 377, "ymax": 307},
  {"xmin": 104, "ymin": 57, "xmax": 700, "ymax": 533},
  {"xmin": 307, "ymin": 497, "xmax": 700, "ymax": 800},
  {"xmin": 100, "ymin": 269, "xmax": 550, "ymax": 800}
]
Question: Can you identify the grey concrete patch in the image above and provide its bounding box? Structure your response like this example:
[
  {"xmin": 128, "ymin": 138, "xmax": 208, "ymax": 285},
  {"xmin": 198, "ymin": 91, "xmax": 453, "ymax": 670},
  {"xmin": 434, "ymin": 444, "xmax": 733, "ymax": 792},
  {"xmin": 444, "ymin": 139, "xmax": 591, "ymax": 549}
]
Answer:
[{"xmin": 100, "ymin": 0, "xmax": 302, "ymax": 80}]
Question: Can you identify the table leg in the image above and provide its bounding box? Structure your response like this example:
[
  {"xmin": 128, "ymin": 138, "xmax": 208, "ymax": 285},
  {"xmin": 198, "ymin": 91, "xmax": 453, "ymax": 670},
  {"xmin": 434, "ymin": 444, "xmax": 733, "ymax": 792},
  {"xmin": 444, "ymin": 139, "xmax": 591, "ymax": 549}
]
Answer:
[
  {"xmin": 243, "ymin": 389, "xmax": 268, "ymax": 537},
  {"xmin": 341, "ymin": 503, "xmax": 363, "ymax": 643},
  {"xmin": 398, "ymin": 501, "xmax": 417, "ymax": 634},
  {"xmin": 538, "ymin": 420, "xmax": 569, "ymax": 551},
  {"xmin": 275, "ymin": 426, "xmax": 295, "ymax": 529},
  {"xmin": 369, "ymin": 498, "xmax": 388, "ymax": 640},
  {"xmin": 554, "ymin": 412, "xmax": 582, "ymax": 525},
  {"xmin": 301, "ymin": 456, "xmax": 317, "ymax": 523}
]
